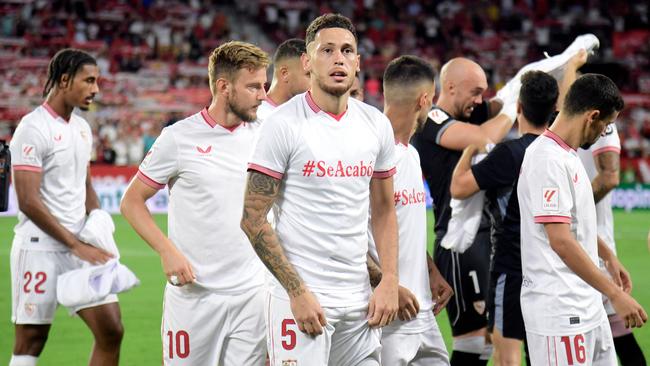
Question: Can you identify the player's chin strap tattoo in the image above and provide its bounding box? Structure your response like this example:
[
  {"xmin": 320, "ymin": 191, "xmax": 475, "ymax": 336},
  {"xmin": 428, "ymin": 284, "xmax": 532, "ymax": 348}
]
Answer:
[{"xmin": 241, "ymin": 170, "xmax": 305, "ymax": 297}]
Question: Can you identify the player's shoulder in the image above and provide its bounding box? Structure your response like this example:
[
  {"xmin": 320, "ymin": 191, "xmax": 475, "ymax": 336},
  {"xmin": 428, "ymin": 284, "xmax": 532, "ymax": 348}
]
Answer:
[
  {"xmin": 426, "ymin": 106, "xmax": 454, "ymax": 125},
  {"xmin": 348, "ymin": 98, "xmax": 391, "ymax": 128}
]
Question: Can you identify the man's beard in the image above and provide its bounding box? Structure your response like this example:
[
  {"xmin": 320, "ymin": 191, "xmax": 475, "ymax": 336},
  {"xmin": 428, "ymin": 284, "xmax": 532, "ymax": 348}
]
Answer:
[
  {"xmin": 316, "ymin": 76, "xmax": 353, "ymax": 98},
  {"xmin": 227, "ymin": 96, "xmax": 257, "ymax": 122}
]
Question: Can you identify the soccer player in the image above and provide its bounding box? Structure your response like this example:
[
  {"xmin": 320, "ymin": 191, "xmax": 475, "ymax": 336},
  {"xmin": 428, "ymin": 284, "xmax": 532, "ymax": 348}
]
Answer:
[
  {"xmin": 518, "ymin": 74, "xmax": 647, "ymax": 365},
  {"xmin": 257, "ymin": 38, "xmax": 310, "ymax": 120},
  {"xmin": 9, "ymin": 49, "xmax": 122, "ymax": 366},
  {"xmin": 120, "ymin": 41, "xmax": 270, "ymax": 365},
  {"xmin": 412, "ymin": 57, "xmax": 517, "ymax": 365},
  {"xmin": 241, "ymin": 13, "xmax": 399, "ymax": 366},
  {"xmin": 368, "ymin": 55, "xmax": 451, "ymax": 365},
  {"xmin": 449, "ymin": 70, "xmax": 560, "ymax": 365},
  {"xmin": 574, "ymin": 100, "xmax": 648, "ymax": 364}
]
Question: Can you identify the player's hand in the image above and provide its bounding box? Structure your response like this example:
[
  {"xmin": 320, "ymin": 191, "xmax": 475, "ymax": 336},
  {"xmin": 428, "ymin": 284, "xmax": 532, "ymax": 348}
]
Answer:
[
  {"xmin": 429, "ymin": 267, "xmax": 453, "ymax": 315},
  {"xmin": 289, "ymin": 288, "xmax": 327, "ymax": 336},
  {"xmin": 160, "ymin": 244, "xmax": 196, "ymax": 286},
  {"xmin": 610, "ymin": 290, "xmax": 648, "ymax": 328},
  {"xmin": 367, "ymin": 275, "xmax": 398, "ymax": 327},
  {"xmin": 569, "ymin": 49, "xmax": 588, "ymax": 69},
  {"xmin": 604, "ymin": 256, "xmax": 632, "ymax": 293},
  {"xmin": 397, "ymin": 285, "xmax": 419, "ymax": 321},
  {"xmin": 70, "ymin": 239, "xmax": 114, "ymax": 265}
]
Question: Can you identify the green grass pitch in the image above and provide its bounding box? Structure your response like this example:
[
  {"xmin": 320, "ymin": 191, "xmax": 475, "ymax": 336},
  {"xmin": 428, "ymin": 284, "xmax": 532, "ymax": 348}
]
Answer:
[{"xmin": 1, "ymin": 210, "xmax": 648, "ymax": 364}]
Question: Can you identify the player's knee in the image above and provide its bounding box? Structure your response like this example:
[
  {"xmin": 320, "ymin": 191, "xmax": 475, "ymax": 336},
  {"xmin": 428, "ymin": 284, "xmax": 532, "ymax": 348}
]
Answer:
[
  {"xmin": 14, "ymin": 328, "xmax": 48, "ymax": 356},
  {"xmin": 96, "ymin": 320, "xmax": 124, "ymax": 348}
]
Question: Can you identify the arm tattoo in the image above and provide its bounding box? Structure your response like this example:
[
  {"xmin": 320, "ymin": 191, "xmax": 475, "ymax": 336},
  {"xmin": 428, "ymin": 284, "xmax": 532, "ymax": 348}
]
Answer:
[
  {"xmin": 593, "ymin": 151, "xmax": 620, "ymax": 203},
  {"xmin": 241, "ymin": 171, "xmax": 305, "ymax": 297},
  {"xmin": 366, "ymin": 253, "xmax": 383, "ymax": 287}
]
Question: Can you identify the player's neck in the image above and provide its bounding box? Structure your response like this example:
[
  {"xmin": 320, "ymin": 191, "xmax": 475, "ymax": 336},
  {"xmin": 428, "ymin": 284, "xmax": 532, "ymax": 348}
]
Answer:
[
  {"xmin": 518, "ymin": 117, "xmax": 546, "ymax": 136},
  {"xmin": 207, "ymin": 102, "xmax": 242, "ymax": 129},
  {"xmin": 309, "ymin": 87, "xmax": 348, "ymax": 115},
  {"xmin": 384, "ymin": 105, "xmax": 413, "ymax": 145},
  {"xmin": 434, "ymin": 94, "xmax": 454, "ymax": 116},
  {"xmin": 548, "ymin": 113, "xmax": 582, "ymax": 149},
  {"xmin": 266, "ymin": 84, "xmax": 289, "ymax": 106},
  {"xmin": 45, "ymin": 93, "xmax": 73, "ymax": 121}
]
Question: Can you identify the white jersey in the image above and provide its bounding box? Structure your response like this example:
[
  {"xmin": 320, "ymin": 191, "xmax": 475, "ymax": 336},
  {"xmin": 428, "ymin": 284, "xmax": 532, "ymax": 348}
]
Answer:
[
  {"xmin": 138, "ymin": 109, "xmax": 264, "ymax": 293},
  {"xmin": 10, "ymin": 103, "xmax": 93, "ymax": 251},
  {"xmin": 369, "ymin": 143, "xmax": 433, "ymax": 333},
  {"xmin": 249, "ymin": 91, "xmax": 396, "ymax": 307},
  {"xmin": 518, "ymin": 129, "xmax": 605, "ymax": 335},
  {"xmin": 257, "ymin": 97, "xmax": 279, "ymax": 121},
  {"xmin": 577, "ymin": 124, "xmax": 620, "ymax": 252}
]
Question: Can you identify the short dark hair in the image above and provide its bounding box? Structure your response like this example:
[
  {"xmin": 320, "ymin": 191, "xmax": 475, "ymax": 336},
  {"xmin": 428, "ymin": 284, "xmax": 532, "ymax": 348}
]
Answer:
[
  {"xmin": 43, "ymin": 48, "xmax": 97, "ymax": 97},
  {"xmin": 519, "ymin": 71, "xmax": 559, "ymax": 127},
  {"xmin": 273, "ymin": 38, "xmax": 306, "ymax": 64},
  {"xmin": 305, "ymin": 13, "xmax": 357, "ymax": 47},
  {"xmin": 563, "ymin": 73, "xmax": 624, "ymax": 119},
  {"xmin": 383, "ymin": 55, "xmax": 436, "ymax": 90}
]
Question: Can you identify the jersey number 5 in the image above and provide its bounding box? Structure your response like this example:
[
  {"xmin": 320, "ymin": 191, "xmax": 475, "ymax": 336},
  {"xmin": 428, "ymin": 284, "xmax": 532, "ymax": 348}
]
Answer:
[{"xmin": 281, "ymin": 319, "xmax": 297, "ymax": 350}]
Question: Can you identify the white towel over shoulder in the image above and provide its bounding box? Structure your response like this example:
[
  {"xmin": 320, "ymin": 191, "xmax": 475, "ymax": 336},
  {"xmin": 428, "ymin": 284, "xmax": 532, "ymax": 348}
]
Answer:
[
  {"xmin": 441, "ymin": 145, "xmax": 494, "ymax": 253},
  {"xmin": 57, "ymin": 210, "xmax": 139, "ymax": 308}
]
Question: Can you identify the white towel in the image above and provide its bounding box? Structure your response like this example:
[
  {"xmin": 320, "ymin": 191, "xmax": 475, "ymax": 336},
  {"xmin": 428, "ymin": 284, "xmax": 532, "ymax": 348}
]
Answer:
[
  {"xmin": 441, "ymin": 145, "xmax": 494, "ymax": 253},
  {"xmin": 57, "ymin": 210, "xmax": 139, "ymax": 307}
]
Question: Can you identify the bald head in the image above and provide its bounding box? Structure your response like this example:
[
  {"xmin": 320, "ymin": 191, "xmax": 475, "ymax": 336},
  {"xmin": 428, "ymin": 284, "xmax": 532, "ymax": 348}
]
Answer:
[{"xmin": 438, "ymin": 57, "xmax": 488, "ymax": 120}]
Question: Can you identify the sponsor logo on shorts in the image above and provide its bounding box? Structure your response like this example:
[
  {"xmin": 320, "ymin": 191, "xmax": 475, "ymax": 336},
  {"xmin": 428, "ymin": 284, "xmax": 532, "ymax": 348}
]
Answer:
[
  {"xmin": 302, "ymin": 160, "xmax": 374, "ymax": 178},
  {"xmin": 522, "ymin": 276, "xmax": 533, "ymax": 288},
  {"xmin": 24, "ymin": 303, "xmax": 36, "ymax": 316},
  {"xmin": 569, "ymin": 316, "xmax": 580, "ymax": 325},
  {"xmin": 473, "ymin": 300, "xmax": 486, "ymax": 315},
  {"xmin": 542, "ymin": 187, "xmax": 559, "ymax": 210},
  {"xmin": 282, "ymin": 360, "xmax": 297, "ymax": 366}
]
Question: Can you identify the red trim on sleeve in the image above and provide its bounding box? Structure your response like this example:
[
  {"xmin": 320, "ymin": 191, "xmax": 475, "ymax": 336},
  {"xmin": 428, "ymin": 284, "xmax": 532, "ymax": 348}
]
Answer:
[
  {"xmin": 248, "ymin": 163, "xmax": 283, "ymax": 180},
  {"xmin": 534, "ymin": 215, "xmax": 571, "ymax": 224},
  {"xmin": 13, "ymin": 165, "xmax": 42, "ymax": 172},
  {"xmin": 592, "ymin": 146, "xmax": 620, "ymax": 156},
  {"xmin": 136, "ymin": 170, "xmax": 165, "ymax": 190},
  {"xmin": 372, "ymin": 167, "xmax": 396, "ymax": 179}
]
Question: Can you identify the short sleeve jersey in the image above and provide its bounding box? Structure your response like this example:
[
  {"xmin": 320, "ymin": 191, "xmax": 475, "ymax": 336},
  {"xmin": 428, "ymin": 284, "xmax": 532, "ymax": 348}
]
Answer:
[
  {"xmin": 412, "ymin": 102, "xmax": 490, "ymax": 238},
  {"xmin": 471, "ymin": 133, "xmax": 539, "ymax": 274},
  {"xmin": 256, "ymin": 97, "xmax": 279, "ymax": 122},
  {"xmin": 248, "ymin": 92, "xmax": 396, "ymax": 307},
  {"xmin": 577, "ymin": 124, "xmax": 620, "ymax": 252},
  {"xmin": 137, "ymin": 109, "xmax": 264, "ymax": 293},
  {"xmin": 369, "ymin": 143, "xmax": 433, "ymax": 333},
  {"xmin": 10, "ymin": 103, "xmax": 93, "ymax": 250},
  {"xmin": 518, "ymin": 130, "xmax": 604, "ymax": 335}
]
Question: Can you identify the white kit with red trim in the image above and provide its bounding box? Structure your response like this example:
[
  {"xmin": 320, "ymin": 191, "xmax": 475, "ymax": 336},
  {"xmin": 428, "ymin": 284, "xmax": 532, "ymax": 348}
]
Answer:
[
  {"xmin": 10, "ymin": 103, "xmax": 93, "ymax": 250},
  {"xmin": 518, "ymin": 129, "xmax": 605, "ymax": 335},
  {"xmin": 137, "ymin": 109, "xmax": 265, "ymax": 293},
  {"xmin": 257, "ymin": 97, "xmax": 279, "ymax": 121},
  {"xmin": 577, "ymin": 124, "xmax": 621, "ymax": 252},
  {"xmin": 249, "ymin": 91, "xmax": 396, "ymax": 307},
  {"xmin": 369, "ymin": 143, "xmax": 435, "ymax": 334}
]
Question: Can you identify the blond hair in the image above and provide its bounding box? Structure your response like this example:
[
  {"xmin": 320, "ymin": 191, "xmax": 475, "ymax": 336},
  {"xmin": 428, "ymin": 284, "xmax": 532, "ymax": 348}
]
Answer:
[{"xmin": 208, "ymin": 41, "xmax": 270, "ymax": 95}]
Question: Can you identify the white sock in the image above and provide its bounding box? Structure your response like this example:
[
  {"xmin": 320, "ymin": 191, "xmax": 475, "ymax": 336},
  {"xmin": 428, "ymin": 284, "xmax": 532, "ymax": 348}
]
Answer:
[{"xmin": 9, "ymin": 355, "xmax": 38, "ymax": 366}]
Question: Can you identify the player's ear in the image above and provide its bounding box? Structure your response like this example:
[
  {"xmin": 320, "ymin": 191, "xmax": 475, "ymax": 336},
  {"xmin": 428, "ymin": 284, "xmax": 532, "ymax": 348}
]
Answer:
[
  {"xmin": 586, "ymin": 110, "xmax": 601, "ymax": 125},
  {"xmin": 356, "ymin": 54, "xmax": 361, "ymax": 73},
  {"xmin": 280, "ymin": 66, "xmax": 289, "ymax": 82},
  {"xmin": 301, "ymin": 52, "xmax": 311, "ymax": 73},
  {"xmin": 517, "ymin": 101, "xmax": 522, "ymax": 114},
  {"xmin": 59, "ymin": 74, "xmax": 70, "ymax": 89},
  {"xmin": 216, "ymin": 78, "xmax": 230, "ymax": 97}
]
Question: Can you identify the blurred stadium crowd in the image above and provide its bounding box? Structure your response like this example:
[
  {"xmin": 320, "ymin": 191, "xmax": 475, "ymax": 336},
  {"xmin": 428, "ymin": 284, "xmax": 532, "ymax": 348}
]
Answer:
[{"xmin": 0, "ymin": 0, "xmax": 649, "ymax": 180}]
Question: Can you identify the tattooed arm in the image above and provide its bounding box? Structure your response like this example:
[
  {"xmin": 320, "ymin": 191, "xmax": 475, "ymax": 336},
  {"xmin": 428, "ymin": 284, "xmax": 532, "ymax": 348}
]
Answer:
[
  {"xmin": 241, "ymin": 170, "xmax": 327, "ymax": 336},
  {"xmin": 592, "ymin": 150, "xmax": 620, "ymax": 203}
]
